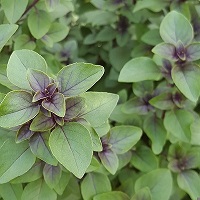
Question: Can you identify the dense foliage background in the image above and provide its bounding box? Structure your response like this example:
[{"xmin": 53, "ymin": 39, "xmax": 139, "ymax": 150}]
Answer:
[{"xmin": 1, "ymin": 0, "xmax": 200, "ymax": 200}]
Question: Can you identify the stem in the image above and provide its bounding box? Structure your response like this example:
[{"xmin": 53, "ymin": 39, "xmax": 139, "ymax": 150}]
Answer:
[{"xmin": 18, "ymin": 0, "xmax": 39, "ymax": 21}]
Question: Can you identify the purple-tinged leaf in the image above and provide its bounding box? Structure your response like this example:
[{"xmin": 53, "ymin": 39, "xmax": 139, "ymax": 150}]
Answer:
[
  {"xmin": 109, "ymin": 126, "xmax": 142, "ymax": 154},
  {"xmin": 172, "ymin": 63, "xmax": 200, "ymax": 102},
  {"xmin": 152, "ymin": 43, "xmax": 177, "ymax": 61},
  {"xmin": 30, "ymin": 112, "xmax": 55, "ymax": 132},
  {"xmin": 65, "ymin": 97, "xmax": 85, "ymax": 120},
  {"xmin": 29, "ymin": 132, "xmax": 58, "ymax": 166},
  {"xmin": 176, "ymin": 40, "xmax": 186, "ymax": 61},
  {"xmin": 122, "ymin": 97, "xmax": 153, "ymax": 115},
  {"xmin": 27, "ymin": 69, "xmax": 51, "ymax": 92},
  {"xmin": 53, "ymin": 114, "xmax": 64, "ymax": 126},
  {"xmin": 0, "ymin": 91, "xmax": 40, "ymax": 128},
  {"xmin": 32, "ymin": 91, "xmax": 46, "ymax": 102},
  {"xmin": 33, "ymin": 83, "xmax": 58, "ymax": 103},
  {"xmin": 42, "ymin": 92, "xmax": 65, "ymax": 117},
  {"xmin": 46, "ymin": 83, "xmax": 57, "ymax": 95},
  {"xmin": 43, "ymin": 164, "xmax": 62, "ymax": 189},
  {"xmin": 49, "ymin": 123, "xmax": 93, "ymax": 178},
  {"xmin": 16, "ymin": 123, "xmax": 34, "ymax": 143},
  {"xmin": 57, "ymin": 63, "xmax": 104, "ymax": 97},
  {"xmin": 186, "ymin": 43, "xmax": 200, "ymax": 61},
  {"xmin": 40, "ymin": 106, "xmax": 51, "ymax": 117},
  {"xmin": 98, "ymin": 149, "xmax": 119, "ymax": 175}
]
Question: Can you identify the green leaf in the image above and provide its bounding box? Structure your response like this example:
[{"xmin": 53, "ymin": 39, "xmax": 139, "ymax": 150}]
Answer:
[
  {"xmin": 60, "ymin": 176, "xmax": 82, "ymax": 199},
  {"xmin": 47, "ymin": 23, "xmax": 69, "ymax": 43},
  {"xmin": 16, "ymin": 123, "xmax": 34, "ymax": 143},
  {"xmin": 57, "ymin": 63, "xmax": 104, "ymax": 97},
  {"xmin": 49, "ymin": 122, "xmax": 93, "ymax": 178},
  {"xmin": 118, "ymin": 57, "xmax": 162, "ymax": 83},
  {"xmin": 133, "ymin": 0, "xmax": 167, "ymax": 12},
  {"xmin": 86, "ymin": 157, "xmax": 101, "ymax": 173},
  {"xmin": 54, "ymin": 171, "xmax": 71, "ymax": 195},
  {"xmin": 190, "ymin": 119, "xmax": 200, "ymax": 145},
  {"xmin": 82, "ymin": 10, "xmax": 118, "ymax": 26},
  {"xmin": 28, "ymin": 10, "xmax": 51, "ymax": 39},
  {"xmin": 65, "ymin": 97, "xmax": 85, "ymax": 120},
  {"xmin": 149, "ymin": 93, "xmax": 174, "ymax": 110},
  {"xmin": 1, "ymin": 0, "xmax": 28, "ymax": 23},
  {"xmin": 143, "ymin": 115, "xmax": 167, "ymax": 154},
  {"xmin": 88, "ymin": 127, "xmax": 102, "ymax": 152},
  {"xmin": 141, "ymin": 29, "xmax": 162, "ymax": 46},
  {"xmin": 81, "ymin": 173, "xmax": 111, "ymax": 200},
  {"xmin": 152, "ymin": 43, "xmax": 177, "ymax": 61},
  {"xmin": 43, "ymin": 164, "xmax": 62, "ymax": 189},
  {"xmin": 0, "ymin": 91, "xmax": 40, "ymax": 128},
  {"xmin": 118, "ymin": 151, "xmax": 132, "ymax": 170},
  {"xmin": 14, "ymin": 34, "xmax": 36, "ymax": 50},
  {"xmin": 7, "ymin": 50, "xmax": 47, "ymax": 90},
  {"xmin": 42, "ymin": 92, "xmax": 65, "ymax": 117},
  {"xmin": 0, "ymin": 137, "xmax": 35, "ymax": 183},
  {"xmin": 131, "ymin": 187, "xmax": 152, "ymax": 200},
  {"xmin": 164, "ymin": 109, "xmax": 194, "ymax": 142},
  {"xmin": 135, "ymin": 169, "xmax": 172, "ymax": 200},
  {"xmin": 30, "ymin": 112, "xmax": 55, "ymax": 132},
  {"xmin": 93, "ymin": 191, "xmax": 130, "ymax": 200},
  {"xmin": 0, "ymin": 93, "xmax": 5, "ymax": 103},
  {"xmin": 186, "ymin": 43, "xmax": 200, "ymax": 61},
  {"xmin": 109, "ymin": 47, "xmax": 131, "ymax": 72},
  {"xmin": 98, "ymin": 149, "xmax": 119, "ymax": 175},
  {"xmin": 132, "ymin": 81, "xmax": 154, "ymax": 97},
  {"xmin": 79, "ymin": 92, "xmax": 119, "ymax": 127},
  {"xmin": 172, "ymin": 63, "xmax": 200, "ymax": 102},
  {"xmin": 160, "ymin": 11, "xmax": 193, "ymax": 46},
  {"xmin": 109, "ymin": 126, "xmax": 142, "ymax": 154},
  {"xmin": 0, "ymin": 64, "xmax": 18, "ymax": 90},
  {"xmin": 21, "ymin": 179, "xmax": 57, "ymax": 200},
  {"xmin": 11, "ymin": 161, "xmax": 43, "ymax": 184},
  {"xmin": 29, "ymin": 132, "xmax": 58, "ymax": 166},
  {"xmin": 0, "ymin": 24, "xmax": 18, "ymax": 51},
  {"xmin": 177, "ymin": 170, "xmax": 200, "ymax": 200},
  {"xmin": 0, "ymin": 183, "xmax": 23, "ymax": 200},
  {"xmin": 131, "ymin": 146, "xmax": 158, "ymax": 172}
]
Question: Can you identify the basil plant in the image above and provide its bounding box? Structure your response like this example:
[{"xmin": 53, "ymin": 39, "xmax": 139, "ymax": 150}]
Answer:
[{"xmin": 0, "ymin": 49, "xmax": 119, "ymax": 182}]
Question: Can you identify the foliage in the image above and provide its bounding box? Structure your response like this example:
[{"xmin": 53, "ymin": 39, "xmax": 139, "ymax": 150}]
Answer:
[{"xmin": 1, "ymin": 0, "xmax": 200, "ymax": 200}]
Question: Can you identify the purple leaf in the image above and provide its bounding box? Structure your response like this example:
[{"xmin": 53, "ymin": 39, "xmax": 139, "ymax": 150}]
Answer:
[
  {"xmin": 98, "ymin": 149, "xmax": 119, "ymax": 175},
  {"xmin": 42, "ymin": 92, "xmax": 65, "ymax": 117},
  {"xmin": 30, "ymin": 112, "xmax": 55, "ymax": 132},
  {"xmin": 65, "ymin": 97, "xmax": 85, "ymax": 120},
  {"xmin": 152, "ymin": 43, "xmax": 177, "ymax": 61},
  {"xmin": 43, "ymin": 164, "xmax": 62, "ymax": 189},
  {"xmin": 27, "ymin": 69, "xmax": 51, "ymax": 92},
  {"xmin": 176, "ymin": 40, "xmax": 186, "ymax": 61},
  {"xmin": 16, "ymin": 123, "xmax": 34, "ymax": 143},
  {"xmin": 40, "ymin": 106, "xmax": 51, "ymax": 117},
  {"xmin": 29, "ymin": 132, "xmax": 58, "ymax": 165},
  {"xmin": 53, "ymin": 114, "xmax": 64, "ymax": 126},
  {"xmin": 46, "ymin": 83, "xmax": 57, "ymax": 95},
  {"xmin": 32, "ymin": 91, "xmax": 46, "ymax": 102},
  {"xmin": 186, "ymin": 43, "xmax": 200, "ymax": 61}
]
